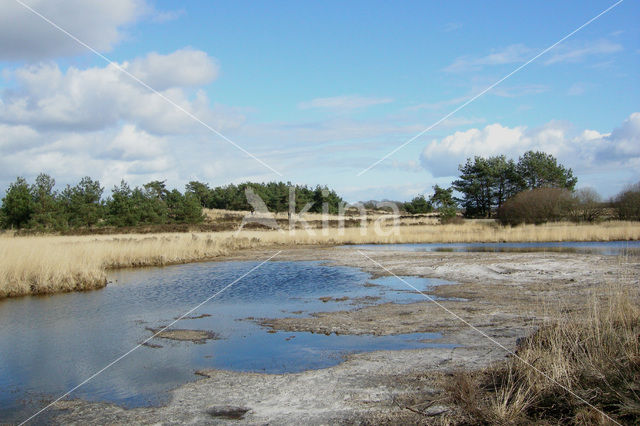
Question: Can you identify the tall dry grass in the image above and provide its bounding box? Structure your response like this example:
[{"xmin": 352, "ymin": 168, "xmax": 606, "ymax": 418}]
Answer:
[
  {"xmin": 0, "ymin": 233, "xmax": 257, "ymax": 298},
  {"xmin": 243, "ymin": 220, "xmax": 640, "ymax": 245},
  {"xmin": 1, "ymin": 220, "xmax": 639, "ymax": 298},
  {"xmin": 444, "ymin": 284, "xmax": 640, "ymax": 424}
]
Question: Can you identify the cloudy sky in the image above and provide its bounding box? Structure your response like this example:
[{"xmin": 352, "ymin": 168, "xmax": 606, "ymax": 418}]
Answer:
[{"xmin": 0, "ymin": 0, "xmax": 638, "ymax": 201}]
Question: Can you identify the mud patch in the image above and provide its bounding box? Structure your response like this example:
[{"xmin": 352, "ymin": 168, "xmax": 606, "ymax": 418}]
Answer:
[
  {"xmin": 318, "ymin": 296, "xmax": 349, "ymax": 303},
  {"xmin": 206, "ymin": 406, "xmax": 249, "ymax": 420},
  {"xmin": 146, "ymin": 328, "xmax": 219, "ymax": 344},
  {"xmin": 175, "ymin": 313, "xmax": 212, "ymax": 320}
]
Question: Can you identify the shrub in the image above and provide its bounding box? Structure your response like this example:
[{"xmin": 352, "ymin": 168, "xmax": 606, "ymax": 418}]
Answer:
[
  {"xmin": 497, "ymin": 188, "xmax": 572, "ymax": 225},
  {"xmin": 404, "ymin": 195, "xmax": 433, "ymax": 214},
  {"xmin": 566, "ymin": 187, "xmax": 606, "ymax": 223},
  {"xmin": 614, "ymin": 182, "xmax": 640, "ymax": 221}
]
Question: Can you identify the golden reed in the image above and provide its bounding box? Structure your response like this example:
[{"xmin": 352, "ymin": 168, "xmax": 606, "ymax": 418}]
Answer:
[{"xmin": 1, "ymin": 220, "xmax": 638, "ymax": 298}]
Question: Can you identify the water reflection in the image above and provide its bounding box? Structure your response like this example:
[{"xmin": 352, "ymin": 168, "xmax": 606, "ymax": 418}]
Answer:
[
  {"xmin": 348, "ymin": 241, "xmax": 640, "ymax": 256},
  {"xmin": 0, "ymin": 261, "xmax": 453, "ymax": 423}
]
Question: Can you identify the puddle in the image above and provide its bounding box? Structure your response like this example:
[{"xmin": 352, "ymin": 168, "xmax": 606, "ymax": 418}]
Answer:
[
  {"xmin": 0, "ymin": 260, "xmax": 454, "ymax": 422},
  {"xmin": 346, "ymin": 241, "xmax": 640, "ymax": 256}
]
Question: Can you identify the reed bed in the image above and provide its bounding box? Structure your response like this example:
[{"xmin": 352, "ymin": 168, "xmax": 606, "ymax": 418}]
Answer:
[
  {"xmin": 1, "ymin": 220, "xmax": 638, "ymax": 298},
  {"xmin": 0, "ymin": 233, "xmax": 257, "ymax": 298},
  {"xmin": 243, "ymin": 220, "xmax": 640, "ymax": 245}
]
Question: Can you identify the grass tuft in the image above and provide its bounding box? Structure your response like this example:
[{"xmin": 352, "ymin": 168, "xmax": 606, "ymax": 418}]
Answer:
[{"xmin": 443, "ymin": 285, "xmax": 640, "ymax": 425}]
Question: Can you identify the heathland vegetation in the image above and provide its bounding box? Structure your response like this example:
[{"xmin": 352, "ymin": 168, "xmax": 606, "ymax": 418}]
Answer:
[
  {"xmin": 2, "ymin": 151, "xmax": 638, "ymax": 231},
  {"xmin": 0, "ymin": 150, "xmax": 639, "ymax": 298},
  {"xmin": 1, "ymin": 220, "xmax": 640, "ymax": 298}
]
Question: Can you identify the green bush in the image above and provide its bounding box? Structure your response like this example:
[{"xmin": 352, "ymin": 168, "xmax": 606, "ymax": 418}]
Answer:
[{"xmin": 404, "ymin": 195, "xmax": 433, "ymax": 214}]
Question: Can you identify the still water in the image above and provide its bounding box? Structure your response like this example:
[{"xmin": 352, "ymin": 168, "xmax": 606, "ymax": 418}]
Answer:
[
  {"xmin": 0, "ymin": 260, "xmax": 454, "ymax": 423},
  {"xmin": 348, "ymin": 240, "xmax": 640, "ymax": 256}
]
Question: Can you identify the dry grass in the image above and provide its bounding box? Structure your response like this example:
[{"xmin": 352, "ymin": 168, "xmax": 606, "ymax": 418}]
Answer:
[
  {"xmin": 0, "ymin": 233, "xmax": 257, "ymax": 298},
  {"xmin": 203, "ymin": 207, "xmax": 400, "ymax": 221},
  {"xmin": 241, "ymin": 220, "xmax": 640, "ymax": 245},
  {"xmin": 1, "ymin": 220, "xmax": 639, "ymax": 298},
  {"xmin": 443, "ymin": 284, "xmax": 640, "ymax": 425}
]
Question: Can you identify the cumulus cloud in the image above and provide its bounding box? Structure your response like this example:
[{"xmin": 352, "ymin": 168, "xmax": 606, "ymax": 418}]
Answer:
[
  {"xmin": 0, "ymin": 47, "xmax": 258, "ymax": 191},
  {"xmin": 299, "ymin": 95, "xmax": 393, "ymax": 110},
  {"xmin": 0, "ymin": 49, "xmax": 241, "ymax": 135},
  {"xmin": 104, "ymin": 125, "xmax": 167, "ymax": 160},
  {"xmin": 0, "ymin": 124, "xmax": 172, "ymax": 189},
  {"xmin": 0, "ymin": 0, "xmax": 148, "ymax": 61},
  {"xmin": 127, "ymin": 48, "xmax": 219, "ymax": 90},
  {"xmin": 420, "ymin": 113, "xmax": 640, "ymax": 177}
]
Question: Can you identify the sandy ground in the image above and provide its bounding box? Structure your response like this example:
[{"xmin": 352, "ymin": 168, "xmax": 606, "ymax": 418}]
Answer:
[{"xmin": 52, "ymin": 246, "xmax": 639, "ymax": 424}]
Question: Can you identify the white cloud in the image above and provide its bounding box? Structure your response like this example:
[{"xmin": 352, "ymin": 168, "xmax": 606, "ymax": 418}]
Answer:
[
  {"xmin": 492, "ymin": 84, "xmax": 549, "ymax": 98},
  {"xmin": 127, "ymin": 48, "xmax": 219, "ymax": 90},
  {"xmin": 544, "ymin": 40, "xmax": 622, "ymax": 65},
  {"xmin": 420, "ymin": 113, "xmax": 640, "ymax": 178},
  {"xmin": 444, "ymin": 44, "xmax": 533, "ymax": 72},
  {"xmin": 406, "ymin": 95, "xmax": 469, "ymax": 111},
  {"xmin": 0, "ymin": 47, "xmax": 260, "ymax": 191},
  {"xmin": 299, "ymin": 95, "xmax": 393, "ymax": 110},
  {"xmin": 151, "ymin": 9, "xmax": 185, "ymax": 23},
  {"xmin": 0, "ymin": 123, "xmax": 40, "ymax": 150},
  {"xmin": 444, "ymin": 40, "xmax": 622, "ymax": 73},
  {"xmin": 0, "ymin": 0, "xmax": 148, "ymax": 61},
  {"xmin": 0, "ymin": 124, "xmax": 172, "ymax": 189},
  {"xmin": 0, "ymin": 50, "xmax": 241, "ymax": 135},
  {"xmin": 105, "ymin": 125, "xmax": 167, "ymax": 160}
]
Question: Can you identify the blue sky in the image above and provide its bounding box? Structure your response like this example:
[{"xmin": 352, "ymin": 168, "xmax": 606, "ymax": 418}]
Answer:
[{"xmin": 0, "ymin": 0, "xmax": 638, "ymax": 201}]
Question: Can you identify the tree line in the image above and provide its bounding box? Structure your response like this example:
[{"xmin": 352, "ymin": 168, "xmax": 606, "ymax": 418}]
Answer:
[
  {"xmin": 0, "ymin": 176, "xmax": 345, "ymax": 230},
  {"xmin": 2, "ymin": 152, "xmax": 638, "ymax": 230},
  {"xmin": 0, "ymin": 175, "xmax": 204, "ymax": 230},
  {"xmin": 184, "ymin": 181, "xmax": 344, "ymax": 214}
]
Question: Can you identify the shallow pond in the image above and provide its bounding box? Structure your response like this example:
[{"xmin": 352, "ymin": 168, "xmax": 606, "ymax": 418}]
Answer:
[
  {"xmin": 0, "ymin": 260, "xmax": 454, "ymax": 423},
  {"xmin": 348, "ymin": 240, "xmax": 640, "ymax": 256}
]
